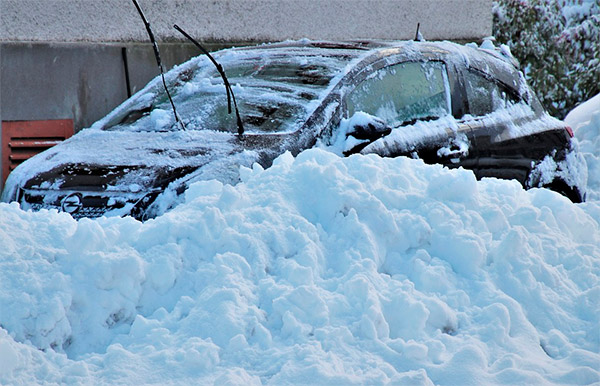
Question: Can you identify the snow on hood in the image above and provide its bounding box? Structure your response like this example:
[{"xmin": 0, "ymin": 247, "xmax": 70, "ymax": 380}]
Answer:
[
  {"xmin": 1, "ymin": 128, "xmax": 259, "ymax": 201},
  {"xmin": 0, "ymin": 148, "xmax": 598, "ymax": 385},
  {"xmin": 22, "ymin": 128, "xmax": 239, "ymax": 175}
]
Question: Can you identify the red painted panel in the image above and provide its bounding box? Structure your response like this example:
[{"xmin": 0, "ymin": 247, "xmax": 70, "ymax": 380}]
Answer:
[{"xmin": 1, "ymin": 119, "xmax": 74, "ymax": 188}]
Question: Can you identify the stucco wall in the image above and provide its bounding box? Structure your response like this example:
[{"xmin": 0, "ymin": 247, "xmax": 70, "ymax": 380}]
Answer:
[
  {"xmin": 0, "ymin": 43, "xmax": 200, "ymax": 129},
  {"xmin": 1, "ymin": 0, "xmax": 492, "ymax": 43}
]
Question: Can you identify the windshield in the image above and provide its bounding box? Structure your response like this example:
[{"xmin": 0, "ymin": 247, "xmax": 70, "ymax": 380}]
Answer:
[{"xmin": 102, "ymin": 48, "xmax": 355, "ymax": 134}]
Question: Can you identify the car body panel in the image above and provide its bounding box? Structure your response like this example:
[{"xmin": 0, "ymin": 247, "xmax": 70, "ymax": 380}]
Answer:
[{"xmin": 1, "ymin": 39, "xmax": 586, "ymax": 220}]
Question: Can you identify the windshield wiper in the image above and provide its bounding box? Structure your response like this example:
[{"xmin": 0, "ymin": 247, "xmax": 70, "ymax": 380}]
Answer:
[
  {"xmin": 173, "ymin": 24, "xmax": 244, "ymax": 136},
  {"xmin": 131, "ymin": 0, "xmax": 185, "ymax": 130}
]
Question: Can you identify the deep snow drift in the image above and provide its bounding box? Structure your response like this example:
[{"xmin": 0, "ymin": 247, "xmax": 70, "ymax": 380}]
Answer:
[
  {"xmin": 566, "ymin": 93, "xmax": 600, "ymax": 201},
  {"xmin": 1, "ymin": 111, "xmax": 600, "ymax": 385}
]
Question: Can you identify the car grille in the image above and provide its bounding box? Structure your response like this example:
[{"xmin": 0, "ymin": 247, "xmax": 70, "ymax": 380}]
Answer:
[
  {"xmin": 19, "ymin": 189, "xmax": 135, "ymax": 220},
  {"xmin": 27, "ymin": 202, "xmax": 109, "ymax": 219}
]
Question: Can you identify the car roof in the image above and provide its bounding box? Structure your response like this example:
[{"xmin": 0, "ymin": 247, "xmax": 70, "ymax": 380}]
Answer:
[
  {"xmin": 231, "ymin": 39, "xmax": 519, "ymax": 66},
  {"xmin": 253, "ymin": 39, "xmax": 525, "ymax": 110},
  {"xmin": 228, "ymin": 39, "xmax": 521, "ymax": 82}
]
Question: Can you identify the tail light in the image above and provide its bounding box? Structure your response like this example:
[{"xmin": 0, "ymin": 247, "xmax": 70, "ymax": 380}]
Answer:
[{"xmin": 565, "ymin": 125, "xmax": 574, "ymax": 138}]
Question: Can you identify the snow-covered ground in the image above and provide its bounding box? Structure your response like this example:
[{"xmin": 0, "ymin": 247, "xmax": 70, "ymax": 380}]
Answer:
[
  {"xmin": 0, "ymin": 96, "xmax": 599, "ymax": 384},
  {"xmin": 567, "ymin": 93, "xmax": 600, "ymax": 201}
]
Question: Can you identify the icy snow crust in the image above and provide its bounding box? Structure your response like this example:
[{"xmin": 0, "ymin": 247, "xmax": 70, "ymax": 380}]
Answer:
[{"xmin": 1, "ymin": 148, "xmax": 599, "ymax": 385}]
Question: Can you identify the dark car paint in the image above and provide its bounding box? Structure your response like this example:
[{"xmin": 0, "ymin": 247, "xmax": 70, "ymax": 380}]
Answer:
[
  {"xmin": 337, "ymin": 47, "xmax": 482, "ymax": 174},
  {"xmin": 3, "ymin": 40, "xmax": 585, "ymax": 221},
  {"xmin": 344, "ymin": 44, "xmax": 581, "ymax": 202}
]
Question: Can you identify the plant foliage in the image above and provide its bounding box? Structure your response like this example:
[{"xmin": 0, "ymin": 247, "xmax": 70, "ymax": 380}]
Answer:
[{"xmin": 493, "ymin": 0, "xmax": 599, "ymax": 118}]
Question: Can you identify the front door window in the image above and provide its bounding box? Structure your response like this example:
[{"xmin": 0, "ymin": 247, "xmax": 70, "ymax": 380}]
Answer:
[{"xmin": 345, "ymin": 61, "xmax": 451, "ymax": 126}]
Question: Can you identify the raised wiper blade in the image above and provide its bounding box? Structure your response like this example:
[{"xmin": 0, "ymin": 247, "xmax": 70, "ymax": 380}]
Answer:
[
  {"xmin": 131, "ymin": 0, "xmax": 185, "ymax": 130},
  {"xmin": 173, "ymin": 24, "xmax": 244, "ymax": 136}
]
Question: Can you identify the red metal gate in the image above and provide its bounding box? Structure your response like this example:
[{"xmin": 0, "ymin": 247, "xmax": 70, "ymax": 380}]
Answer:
[{"xmin": 1, "ymin": 119, "xmax": 73, "ymax": 188}]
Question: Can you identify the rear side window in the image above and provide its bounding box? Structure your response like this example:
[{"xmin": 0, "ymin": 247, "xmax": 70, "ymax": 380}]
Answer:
[
  {"xmin": 464, "ymin": 69, "xmax": 520, "ymax": 116},
  {"xmin": 345, "ymin": 61, "xmax": 451, "ymax": 126}
]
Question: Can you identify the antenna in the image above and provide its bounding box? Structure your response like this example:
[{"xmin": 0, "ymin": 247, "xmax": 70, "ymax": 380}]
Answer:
[
  {"xmin": 414, "ymin": 23, "xmax": 425, "ymax": 42},
  {"xmin": 131, "ymin": 0, "xmax": 185, "ymax": 130}
]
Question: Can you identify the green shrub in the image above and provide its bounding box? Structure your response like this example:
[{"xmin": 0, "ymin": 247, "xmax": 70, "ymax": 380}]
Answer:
[{"xmin": 493, "ymin": 0, "xmax": 599, "ymax": 118}]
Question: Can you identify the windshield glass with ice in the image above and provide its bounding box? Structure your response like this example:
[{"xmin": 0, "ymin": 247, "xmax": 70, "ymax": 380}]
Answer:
[{"xmin": 102, "ymin": 49, "xmax": 355, "ymax": 134}]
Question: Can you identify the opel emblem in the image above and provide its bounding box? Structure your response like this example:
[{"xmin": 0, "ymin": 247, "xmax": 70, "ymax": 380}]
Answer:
[{"xmin": 61, "ymin": 193, "xmax": 83, "ymax": 214}]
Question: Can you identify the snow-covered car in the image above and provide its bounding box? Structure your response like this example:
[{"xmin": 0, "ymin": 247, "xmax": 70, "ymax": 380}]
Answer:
[{"xmin": 1, "ymin": 39, "xmax": 587, "ymax": 220}]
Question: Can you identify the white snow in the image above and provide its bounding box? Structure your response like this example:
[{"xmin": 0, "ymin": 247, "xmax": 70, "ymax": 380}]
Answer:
[
  {"xmin": 1, "ymin": 141, "xmax": 599, "ymax": 384},
  {"xmin": 566, "ymin": 93, "xmax": 600, "ymax": 201},
  {"xmin": 329, "ymin": 111, "xmax": 382, "ymax": 154}
]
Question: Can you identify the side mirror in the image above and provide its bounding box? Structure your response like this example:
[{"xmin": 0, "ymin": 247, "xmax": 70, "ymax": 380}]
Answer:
[
  {"xmin": 346, "ymin": 114, "xmax": 392, "ymax": 140},
  {"xmin": 342, "ymin": 112, "xmax": 392, "ymax": 155}
]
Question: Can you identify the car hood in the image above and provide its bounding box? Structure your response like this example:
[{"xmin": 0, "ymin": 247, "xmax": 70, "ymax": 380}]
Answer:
[{"xmin": 2, "ymin": 128, "xmax": 267, "ymax": 200}]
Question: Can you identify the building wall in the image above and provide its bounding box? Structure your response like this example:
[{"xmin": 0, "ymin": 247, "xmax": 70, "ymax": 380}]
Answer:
[
  {"xmin": 1, "ymin": 42, "xmax": 202, "ymax": 129},
  {"xmin": 0, "ymin": 0, "xmax": 492, "ymax": 187},
  {"xmin": 1, "ymin": 0, "xmax": 492, "ymax": 43}
]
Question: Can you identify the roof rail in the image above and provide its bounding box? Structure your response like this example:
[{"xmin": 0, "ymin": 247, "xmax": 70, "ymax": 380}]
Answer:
[{"xmin": 477, "ymin": 36, "xmax": 520, "ymax": 68}]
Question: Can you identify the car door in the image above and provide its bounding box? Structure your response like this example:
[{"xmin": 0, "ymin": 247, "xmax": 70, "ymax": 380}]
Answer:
[
  {"xmin": 459, "ymin": 67, "xmax": 568, "ymax": 186},
  {"xmin": 341, "ymin": 59, "xmax": 478, "ymax": 170}
]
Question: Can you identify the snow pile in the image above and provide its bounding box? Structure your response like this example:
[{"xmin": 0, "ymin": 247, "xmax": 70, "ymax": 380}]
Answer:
[
  {"xmin": 567, "ymin": 93, "xmax": 600, "ymax": 201},
  {"xmin": 1, "ymin": 148, "xmax": 599, "ymax": 385}
]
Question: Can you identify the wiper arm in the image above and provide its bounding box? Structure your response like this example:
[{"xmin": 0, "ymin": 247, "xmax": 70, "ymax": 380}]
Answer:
[
  {"xmin": 173, "ymin": 24, "xmax": 244, "ymax": 136},
  {"xmin": 131, "ymin": 0, "xmax": 185, "ymax": 130},
  {"xmin": 394, "ymin": 115, "xmax": 439, "ymax": 128}
]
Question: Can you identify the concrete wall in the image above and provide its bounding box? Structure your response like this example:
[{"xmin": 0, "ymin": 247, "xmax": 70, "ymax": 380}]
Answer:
[
  {"xmin": 1, "ymin": 0, "xmax": 492, "ymax": 43},
  {"xmin": 1, "ymin": 42, "xmax": 202, "ymax": 130},
  {"xmin": 0, "ymin": 41, "xmax": 203, "ymax": 188}
]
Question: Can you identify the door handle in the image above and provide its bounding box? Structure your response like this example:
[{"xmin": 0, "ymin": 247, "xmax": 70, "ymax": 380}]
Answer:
[{"xmin": 437, "ymin": 143, "xmax": 469, "ymax": 163}]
